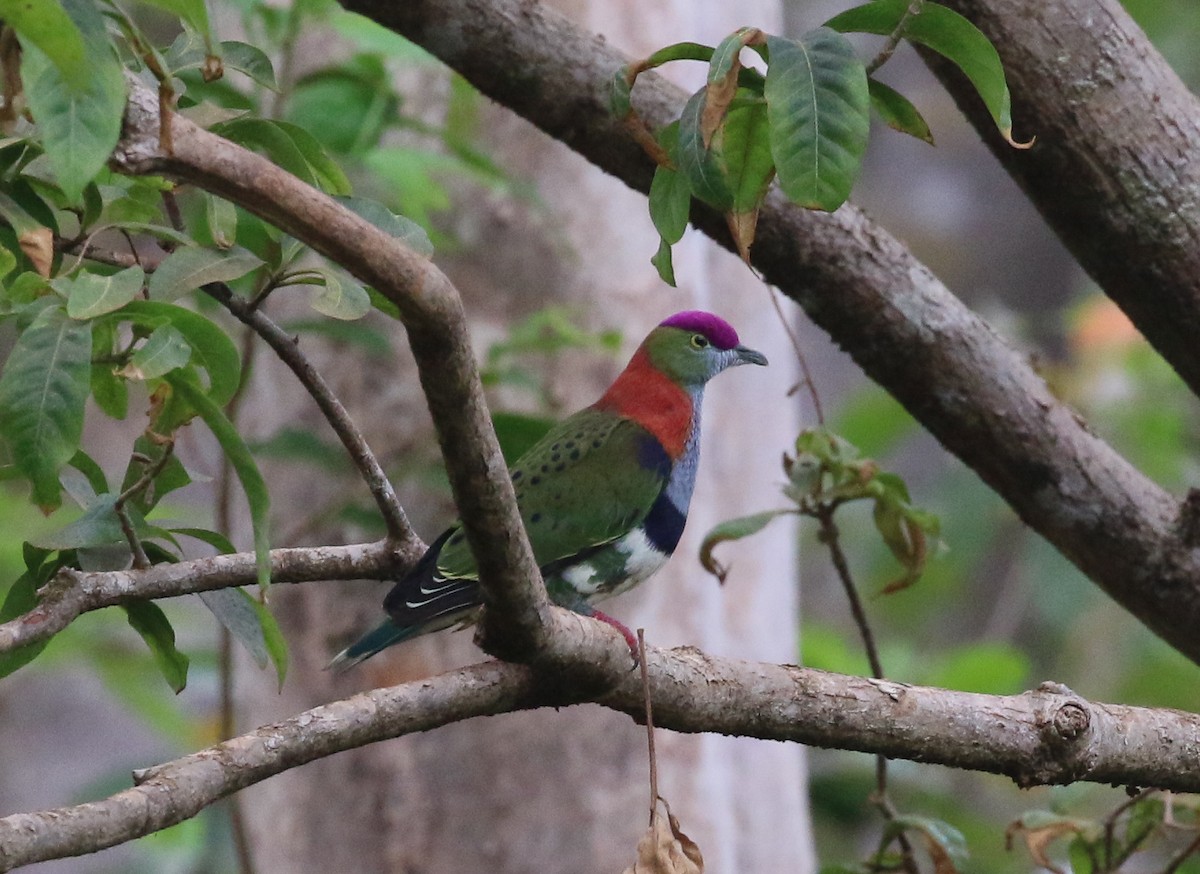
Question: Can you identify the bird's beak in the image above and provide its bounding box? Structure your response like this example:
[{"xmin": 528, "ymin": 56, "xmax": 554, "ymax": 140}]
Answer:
[{"xmin": 733, "ymin": 344, "xmax": 768, "ymax": 367}]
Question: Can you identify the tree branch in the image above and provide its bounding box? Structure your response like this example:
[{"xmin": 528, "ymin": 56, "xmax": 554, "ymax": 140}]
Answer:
[
  {"xmin": 3, "ymin": 653, "xmax": 1200, "ymax": 870},
  {"xmin": 348, "ymin": 0, "xmax": 1200, "ymax": 667},
  {"xmin": 0, "ymin": 540, "xmax": 410, "ymax": 655},
  {"xmin": 201, "ymin": 281, "xmax": 413, "ymax": 543},
  {"xmin": 109, "ymin": 78, "xmax": 569, "ymax": 665},
  {"xmin": 930, "ymin": 0, "xmax": 1200, "ymax": 398}
]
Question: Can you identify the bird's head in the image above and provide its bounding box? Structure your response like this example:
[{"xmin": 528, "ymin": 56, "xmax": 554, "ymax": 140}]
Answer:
[{"xmin": 645, "ymin": 311, "xmax": 769, "ymax": 388}]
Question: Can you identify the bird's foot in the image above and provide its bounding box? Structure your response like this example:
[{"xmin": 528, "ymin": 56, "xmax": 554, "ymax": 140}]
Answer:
[{"xmin": 591, "ymin": 609, "xmax": 640, "ymax": 667}]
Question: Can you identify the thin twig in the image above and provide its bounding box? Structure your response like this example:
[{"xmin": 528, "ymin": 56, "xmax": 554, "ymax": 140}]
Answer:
[
  {"xmin": 865, "ymin": 0, "xmax": 925, "ymax": 76},
  {"xmin": 215, "ymin": 322, "xmax": 259, "ymax": 874},
  {"xmin": 1163, "ymin": 828, "xmax": 1200, "ymax": 874},
  {"xmin": 765, "ymin": 286, "xmax": 825, "ymax": 425},
  {"xmin": 637, "ymin": 628, "xmax": 658, "ymax": 826},
  {"xmin": 202, "ymin": 281, "xmax": 411, "ymax": 542},
  {"xmin": 1103, "ymin": 787, "xmax": 1156, "ymax": 870},
  {"xmin": 817, "ymin": 506, "xmax": 917, "ymax": 874},
  {"xmin": 113, "ymin": 439, "xmax": 177, "ymax": 570}
]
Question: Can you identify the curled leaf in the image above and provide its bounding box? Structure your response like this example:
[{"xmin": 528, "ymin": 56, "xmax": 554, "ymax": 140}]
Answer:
[
  {"xmin": 623, "ymin": 801, "xmax": 704, "ymax": 874},
  {"xmin": 699, "ymin": 509, "xmax": 790, "ymax": 584}
]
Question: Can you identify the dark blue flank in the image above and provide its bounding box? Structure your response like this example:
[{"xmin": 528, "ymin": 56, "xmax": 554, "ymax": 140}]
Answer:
[
  {"xmin": 634, "ymin": 430, "xmax": 684, "ymax": 554},
  {"xmin": 642, "ymin": 491, "xmax": 686, "ymax": 555}
]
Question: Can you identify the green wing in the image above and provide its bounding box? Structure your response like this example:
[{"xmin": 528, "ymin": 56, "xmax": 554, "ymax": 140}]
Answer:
[{"xmin": 436, "ymin": 409, "xmax": 668, "ymax": 578}]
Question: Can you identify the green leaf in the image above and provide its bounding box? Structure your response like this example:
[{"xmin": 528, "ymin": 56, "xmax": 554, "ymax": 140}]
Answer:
[
  {"xmin": 20, "ymin": 0, "xmax": 126, "ymax": 202},
  {"xmin": 886, "ymin": 815, "xmax": 968, "ymax": 872},
  {"xmin": 127, "ymin": 324, "xmax": 192, "ymax": 380},
  {"xmin": 147, "ymin": 246, "xmax": 263, "ymax": 301},
  {"xmin": 287, "ymin": 58, "xmax": 393, "ymax": 155},
  {"xmin": 118, "ymin": 300, "xmax": 242, "ymax": 406},
  {"xmin": 0, "ymin": 306, "xmax": 92, "ymax": 511},
  {"xmin": 168, "ymin": 373, "xmax": 271, "ymax": 590},
  {"xmin": 120, "ymin": 435, "xmax": 192, "ymax": 514},
  {"xmin": 334, "ymin": 196, "xmax": 434, "ymax": 256},
  {"xmin": 198, "ymin": 587, "xmax": 288, "ymax": 688},
  {"xmin": 650, "ymin": 237, "xmax": 676, "ymax": 287},
  {"xmin": 217, "ymin": 40, "xmax": 279, "ymax": 91},
  {"xmin": 676, "ymin": 88, "xmax": 733, "ymax": 210},
  {"xmin": 135, "ymin": 0, "xmax": 212, "ymax": 44},
  {"xmin": 59, "ymin": 266, "xmax": 146, "ymax": 319},
  {"xmin": 826, "ymin": 0, "xmax": 1023, "ymax": 146},
  {"xmin": 649, "ymin": 165, "xmax": 691, "ymax": 245},
  {"xmin": 722, "ymin": 95, "xmax": 776, "ymax": 259},
  {"xmin": 214, "ymin": 118, "xmax": 351, "ymax": 195},
  {"xmin": 122, "ymin": 600, "xmax": 190, "ymax": 694},
  {"xmin": 492, "ymin": 411, "xmax": 554, "ymax": 466},
  {"xmin": 309, "ymin": 270, "xmax": 371, "ymax": 320},
  {"xmin": 0, "ymin": 571, "xmax": 48, "ymax": 678},
  {"xmin": 641, "ymin": 41, "xmax": 716, "ymax": 68},
  {"xmin": 764, "ymin": 29, "xmax": 870, "ymax": 211},
  {"xmin": 205, "ymin": 195, "xmax": 238, "ymax": 249},
  {"xmin": 0, "ymin": 0, "xmax": 90, "ymax": 90},
  {"xmin": 700, "ymin": 509, "xmax": 792, "ymax": 583},
  {"xmin": 31, "ymin": 494, "xmax": 126, "ymax": 550},
  {"xmin": 67, "ymin": 448, "xmax": 110, "ymax": 497},
  {"xmin": 648, "ymin": 124, "xmax": 690, "ymax": 245},
  {"xmin": 868, "ymin": 78, "xmax": 934, "ymax": 144}
]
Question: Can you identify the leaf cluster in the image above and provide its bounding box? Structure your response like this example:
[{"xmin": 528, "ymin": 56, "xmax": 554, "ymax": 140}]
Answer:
[{"xmin": 613, "ymin": 0, "xmax": 1026, "ymax": 284}]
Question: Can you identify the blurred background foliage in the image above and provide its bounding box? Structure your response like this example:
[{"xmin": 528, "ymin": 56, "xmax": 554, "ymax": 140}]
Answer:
[{"xmin": 3, "ymin": 0, "xmax": 1200, "ymax": 871}]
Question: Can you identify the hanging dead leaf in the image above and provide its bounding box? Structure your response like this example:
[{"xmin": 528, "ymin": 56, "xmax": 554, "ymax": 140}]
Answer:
[
  {"xmin": 19, "ymin": 227, "xmax": 53, "ymax": 278},
  {"xmin": 622, "ymin": 802, "xmax": 704, "ymax": 874},
  {"xmin": 1005, "ymin": 817, "xmax": 1086, "ymax": 874}
]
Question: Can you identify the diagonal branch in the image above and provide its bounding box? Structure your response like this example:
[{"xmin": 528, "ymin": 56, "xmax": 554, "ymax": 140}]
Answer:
[
  {"xmin": 108, "ymin": 78, "xmax": 570, "ymax": 666},
  {"xmin": 3, "ymin": 652, "xmax": 1200, "ymax": 870},
  {"xmin": 348, "ymin": 0, "xmax": 1200, "ymax": 667},
  {"xmin": 929, "ymin": 0, "xmax": 1200, "ymax": 398}
]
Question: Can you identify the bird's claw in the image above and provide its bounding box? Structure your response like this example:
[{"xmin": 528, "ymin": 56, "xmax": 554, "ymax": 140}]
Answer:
[{"xmin": 591, "ymin": 609, "xmax": 640, "ymax": 669}]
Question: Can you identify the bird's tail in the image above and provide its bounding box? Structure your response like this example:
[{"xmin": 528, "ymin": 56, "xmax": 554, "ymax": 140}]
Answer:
[{"xmin": 327, "ymin": 620, "xmax": 420, "ymax": 673}]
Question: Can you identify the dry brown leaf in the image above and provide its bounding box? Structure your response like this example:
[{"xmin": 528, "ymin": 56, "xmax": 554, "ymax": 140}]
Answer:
[
  {"xmin": 1005, "ymin": 819, "xmax": 1083, "ymax": 874},
  {"xmin": 622, "ymin": 803, "xmax": 704, "ymax": 874},
  {"xmin": 19, "ymin": 227, "xmax": 53, "ymax": 278}
]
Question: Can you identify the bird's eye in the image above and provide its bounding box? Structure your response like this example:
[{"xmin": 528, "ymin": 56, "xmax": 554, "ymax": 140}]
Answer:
[{"xmin": 690, "ymin": 333, "xmax": 710, "ymax": 349}]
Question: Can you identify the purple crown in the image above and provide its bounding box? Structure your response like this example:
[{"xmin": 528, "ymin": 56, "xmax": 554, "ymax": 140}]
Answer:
[{"xmin": 659, "ymin": 310, "xmax": 740, "ymax": 350}]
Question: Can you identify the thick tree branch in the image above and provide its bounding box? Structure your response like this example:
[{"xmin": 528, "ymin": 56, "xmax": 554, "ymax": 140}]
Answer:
[
  {"xmin": 110, "ymin": 78, "xmax": 566, "ymax": 664},
  {"xmin": 4, "ymin": 652, "xmax": 1200, "ymax": 870},
  {"xmin": 347, "ymin": 0, "xmax": 1200, "ymax": 667},
  {"xmin": 932, "ymin": 0, "xmax": 1200, "ymax": 397},
  {"xmin": 0, "ymin": 540, "xmax": 411, "ymax": 655}
]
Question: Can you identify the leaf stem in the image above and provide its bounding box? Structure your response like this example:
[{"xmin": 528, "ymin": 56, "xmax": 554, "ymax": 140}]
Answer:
[{"xmin": 865, "ymin": 0, "xmax": 925, "ymax": 76}]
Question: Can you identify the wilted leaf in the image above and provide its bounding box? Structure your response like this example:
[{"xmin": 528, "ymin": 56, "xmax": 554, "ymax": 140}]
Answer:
[
  {"xmin": 623, "ymin": 804, "xmax": 704, "ymax": 874},
  {"xmin": 699, "ymin": 509, "xmax": 791, "ymax": 584},
  {"xmin": 703, "ymin": 28, "xmax": 765, "ymax": 145},
  {"xmin": 676, "ymin": 88, "xmax": 733, "ymax": 210},
  {"xmin": 18, "ymin": 227, "xmax": 53, "ymax": 278},
  {"xmin": 1006, "ymin": 813, "xmax": 1096, "ymax": 874},
  {"xmin": 888, "ymin": 815, "xmax": 968, "ymax": 874}
]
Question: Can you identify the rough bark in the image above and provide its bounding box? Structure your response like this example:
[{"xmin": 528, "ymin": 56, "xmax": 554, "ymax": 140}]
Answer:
[
  {"xmin": 4, "ymin": 656, "xmax": 1200, "ymax": 870},
  {"xmin": 349, "ymin": 0, "xmax": 1200, "ymax": 666},
  {"xmin": 932, "ymin": 0, "xmax": 1200, "ymax": 397}
]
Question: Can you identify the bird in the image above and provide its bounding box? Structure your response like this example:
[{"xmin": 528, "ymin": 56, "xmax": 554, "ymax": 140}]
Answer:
[{"xmin": 330, "ymin": 310, "xmax": 768, "ymax": 670}]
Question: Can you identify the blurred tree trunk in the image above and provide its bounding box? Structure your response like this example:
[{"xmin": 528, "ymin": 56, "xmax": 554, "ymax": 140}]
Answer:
[{"xmin": 236, "ymin": 2, "xmax": 812, "ymax": 871}]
